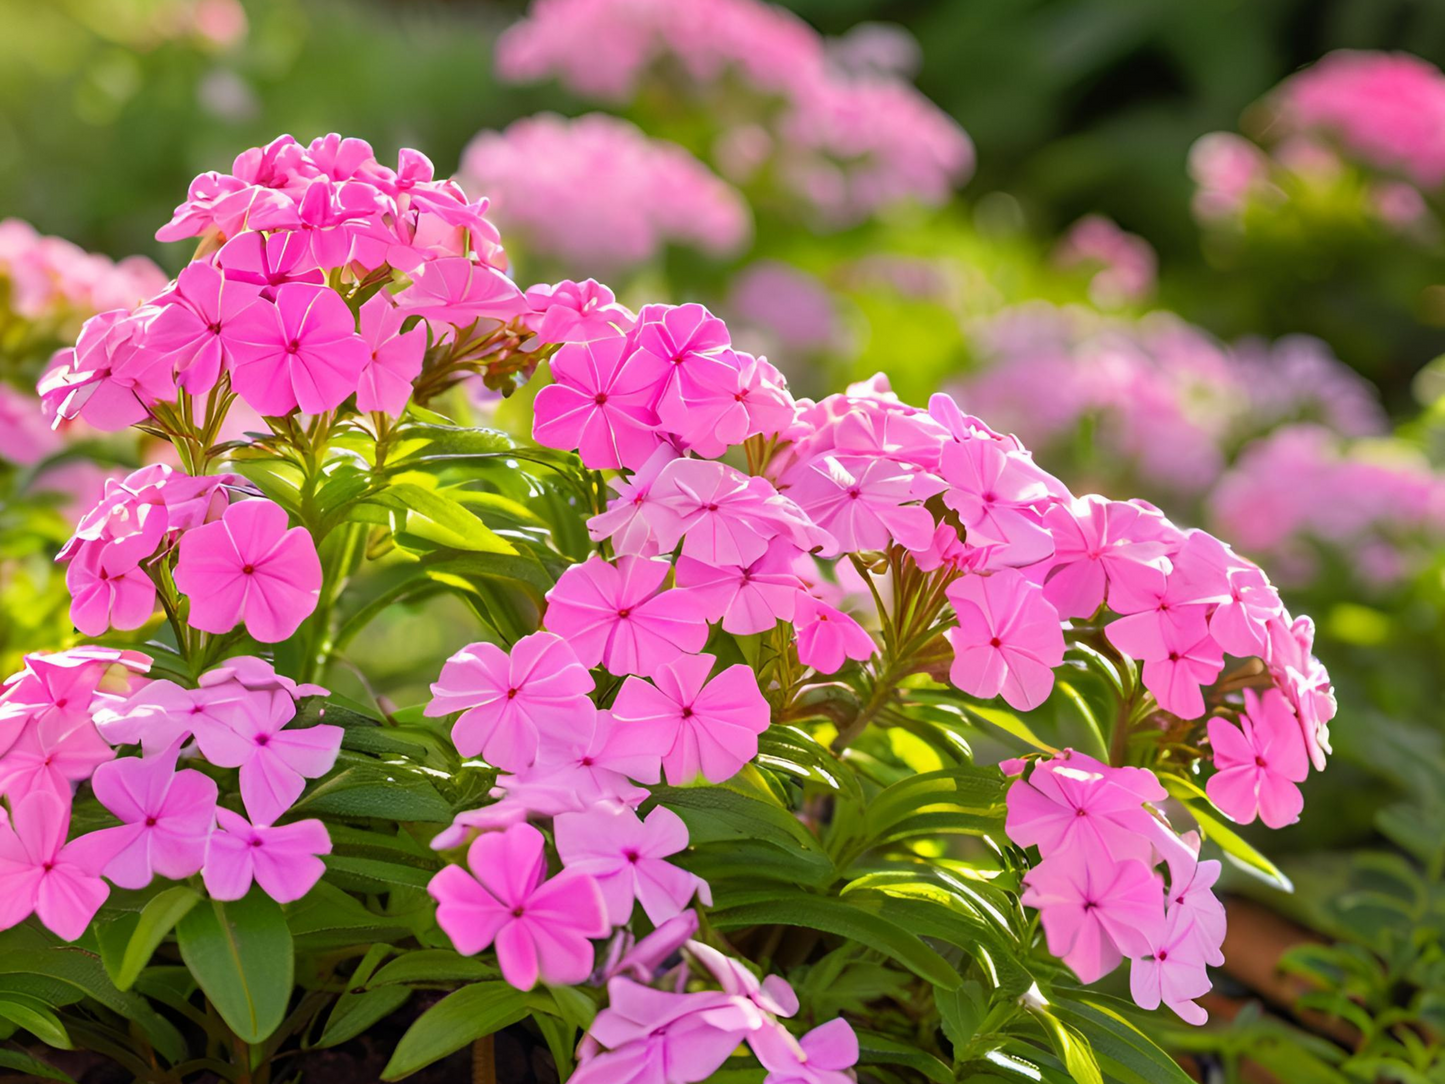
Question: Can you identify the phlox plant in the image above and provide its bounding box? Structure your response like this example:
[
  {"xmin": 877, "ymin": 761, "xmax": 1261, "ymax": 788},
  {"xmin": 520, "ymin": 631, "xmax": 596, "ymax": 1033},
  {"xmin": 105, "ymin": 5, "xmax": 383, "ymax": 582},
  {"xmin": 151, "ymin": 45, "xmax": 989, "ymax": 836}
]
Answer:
[{"xmin": 0, "ymin": 132, "xmax": 1336, "ymax": 1084}]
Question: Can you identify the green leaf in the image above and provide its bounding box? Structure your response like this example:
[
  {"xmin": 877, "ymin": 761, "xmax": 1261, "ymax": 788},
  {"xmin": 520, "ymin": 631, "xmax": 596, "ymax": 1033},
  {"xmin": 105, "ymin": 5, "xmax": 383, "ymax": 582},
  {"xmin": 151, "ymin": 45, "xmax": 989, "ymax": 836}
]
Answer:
[
  {"xmin": 107, "ymin": 886, "xmax": 200, "ymax": 991},
  {"xmin": 938, "ymin": 980, "xmax": 986, "ymax": 1055},
  {"xmin": 1031, "ymin": 1009, "xmax": 1103, "ymax": 1084},
  {"xmin": 652, "ymin": 784, "xmax": 832, "ymax": 878},
  {"xmin": 367, "ymin": 949, "xmax": 500, "ymax": 988},
  {"xmin": 286, "ymin": 881, "xmax": 414, "ymax": 950},
  {"xmin": 318, "ymin": 986, "xmax": 412, "ymax": 1049},
  {"xmin": 0, "ymin": 995, "xmax": 71, "ymax": 1049},
  {"xmin": 709, "ymin": 890, "xmax": 962, "ymax": 990},
  {"xmin": 381, "ymin": 982, "xmax": 527, "ymax": 1080},
  {"xmin": 373, "ymin": 483, "xmax": 516, "ymax": 554},
  {"xmin": 292, "ymin": 761, "xmax": 454, "ymax": 822},
  {"xmin": 864, "ymin": 766, "xmax": 1007, "ymax": 846},
  {"xmin": 856, "ymin": 1029, "xmax": 954, "ymax": 1083},
  {"xmin": 0, "ymin": 1049, "xmax": 77, "ymax": 1083},
  {"xmin": 1050, "ymin": 997, "xmax": 1196, "ymax": 1084},
  {"xmin": 177, "ymin": 889, "xmax": 294, "ymax": 1044},
  {"xmin": 958, "ymin": 701, "xmax": 1060, "ymax": 753},
  {"xmin": 389, "ymin": 422, "xmax": 516, "ymax": 462},
  {"xmin": 755, "ymin": 727, "xmax": 860, "ymax": 799}
]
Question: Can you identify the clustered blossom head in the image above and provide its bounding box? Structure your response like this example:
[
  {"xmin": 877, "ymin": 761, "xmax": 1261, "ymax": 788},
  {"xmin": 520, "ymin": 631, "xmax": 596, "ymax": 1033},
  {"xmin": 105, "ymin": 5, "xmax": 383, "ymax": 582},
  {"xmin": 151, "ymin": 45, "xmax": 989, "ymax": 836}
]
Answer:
[
  {"xmin": 957, "ymin": 303, "xmax": 1387, "ymax": 497},
  {"xmin": 0, "ymin": 645, "xmax": 335, "ymax": 938},
  {"xmin": 1052, "ymin": 215, "xmax": 1157, "ymax": 307},
  {"xmin": 494, "ymin": 0, "xmax": 972, "ymax": 224},
  {"xmin": 0, "ymin": 218, "xmax": 165, "ymax": 328},
  {"xmin": 1209, "ymin": 424, "xmax": 1445, "ymax": 589},
  {"xmin": 458, "ymin": 113, "xmax": 751, "ymax": 272}
]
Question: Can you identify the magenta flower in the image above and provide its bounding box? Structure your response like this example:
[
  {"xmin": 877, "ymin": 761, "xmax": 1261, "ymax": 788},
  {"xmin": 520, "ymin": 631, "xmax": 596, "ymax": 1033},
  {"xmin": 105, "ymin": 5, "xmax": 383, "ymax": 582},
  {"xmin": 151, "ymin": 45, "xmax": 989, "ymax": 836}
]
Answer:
[
  {"xmin": 0, "ymin": 791, "xmax": 111, "ymax": 941},
  {"xmin": 533, "ymin": 337, "xmax": 666, "ymax": 470},
  {"xmin": 542, "ymin": 555, "xmax": 708, "ymax": 677},
  {"xmin": 1209, "ymin": 562, "xmax": 1283, "ymax": 660},
  {"xmin": 425, "ymin": 631, "xmax": 596, "ymax": 771},
  {"xmin": 525, "ymin": 279, "xmax": 637, "ymax": 343},
  {"xmin": 649, "ymin": 459, "xmax": 785, "ymax": 567},
  {"xmin": 587, "ymin": 445, "xmax": 680, "ymax": 557},
  {"xmin": 144, "ymin": 260, "xmax": 260, "ymax": 394},
  {"xmin": 226, "ymin": 283, "xmax": 370, "ymax": 416},
  {"xmin": 1110, "ymin": 613, "xmax": 1224, "ymax": 720},
  {"xmin": 215, "ymin": 230, "xmax": 324, "ymax": 297},
  {"xmin": 610, "ymin": 653, "xmax": 770, "ymax": 785},
  {"xmin": 427, "ymin": 822, "xmax": 609, "ymax": 990},
  {"xmin": 794, "ymin": 594, "xmax": 876, "ymax": 674},
  {"xmin": 1159, "ymin": 834, "xmax": 1226, "ymax": 966},
  {"xmin": 787, "ymin": 455, "xmax": 939, "ymax": 553},
  {"xmin": 531, "ymin": 708, "xmax": 666, "ymax": 796},
  {"xmin": 629, "ymin": 304, "xmax": 743, "ymax": 436},
  {"xmin": 555, "ymin": 803, "xmax": 710, "ymax": 925},
  {"xmin": 197, "ymin": 688, "xmax": 342, "ymax": 826},
  {"xmin": 1021, "ymin": 849, "xmax": 1164, "ymax": 983},
  {"xmin": 39, "ymin": 308, "xmax": 174, "ymax": 432},
  {"xmin": 0, "ymin": 716, "xmax": 114, "ymax": 803},
  {"xmin": 0, "ymin": 646, "xmax": 150, "ymax": 742},
  {"xmin": 174, "ymin": 499, "xmax": 322, "ymax": 643},
  {"xmin": 939, "ymin": 435, "xmax": 1056, "ymax": 568},
  {"xmin": 1004, "ymin": 753, "xmax": 1165, "ymax": 866},
  {"xmin": 65, "ymin": 519, "xmax": 163, "ymax": 636},
  {"xmin": 1206, "ymin": 688, "xmax": 1309, "ymax": 828},
  {"xmin": 394, "ymin": 255, "xmax": 528, "ymax": 333},
  {"xmin": 88, "ymin": 741, "xmax": 218, "ymax": 889},
  {"xmin": 675, "ymin": 538, "xmax": 802, "ymax": 635},
  {"xmin": 1039, "ymin": 496, "xmax": 1172, "ymax": 619},
  {"xmin": 202, "ymin": 807, "xmax": 331, "ymax": 903},
  {"xmin": 749, "ymin": 1018, "xmax": 860, "ymax": 1084},
  {"xmin": 945, "ymin": 570, "xmax": 1065, "ymax": 711},
  {"xmin": 600, "ymin": 911, "xmax": 700, "ymax": 984},
  {"xmin": 355, "ymin": 293, "xmax": 426, "ymax": 416},
  {"xmin": 1129, "ymin": 909, "xmax": 1212, "ymax": 1025}
]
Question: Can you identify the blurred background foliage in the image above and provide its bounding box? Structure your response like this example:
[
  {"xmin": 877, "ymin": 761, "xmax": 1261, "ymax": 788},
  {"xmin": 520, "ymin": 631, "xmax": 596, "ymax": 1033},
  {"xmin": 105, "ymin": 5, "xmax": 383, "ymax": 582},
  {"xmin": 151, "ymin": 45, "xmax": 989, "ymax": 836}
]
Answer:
[{"xmin": 5, "ymin": 1, "xmax": 1445, "ymax": 1080}]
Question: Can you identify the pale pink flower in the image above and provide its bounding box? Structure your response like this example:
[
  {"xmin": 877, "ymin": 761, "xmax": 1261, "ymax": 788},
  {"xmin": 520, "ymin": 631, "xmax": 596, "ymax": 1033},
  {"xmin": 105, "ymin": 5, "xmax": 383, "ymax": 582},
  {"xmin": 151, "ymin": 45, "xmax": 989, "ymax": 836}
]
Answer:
[
  {"xmin": 1038, "ymin": 496, "xmax": 1172, "ymax": 619},
  {"xmin": 226, "ymin": 283, "xmax": 370, "ymax": 416},
  {"xmin": 939, "ymin": 435, "xmax": 1056, "ymax": 568},
  {"xmin": 1021, "ymin": 849, "xmax": 1164, "ymax": 982},
  {"xmin": 145, "ymin": 260, "xmax": 261, "ymax": 394},
  {"xmin": 0, "ymin": 791, "xmax": 111, "ymax": 941},
  {"xmin": 425, "ymin": 631, "xmax": 596, "ymax": 770},
  {"xmin": 355, "ymin": 293, "xmax": 425, "ymax": 416},
  {"xmin": 1158, "ymin": 832, "xmax": 1226, "ymax": 966},
  {"xmin": 39, "ymin": 309, "xmax": 174, "ymax": 432},
  {"xmin": 1206, "ymin": 688, "xmax": 1309, "ymax": 828},
  {"xmin": 794, "ymin": 593, "xmax": 875, "ymax": 674},
  {"xmin": 688, "ymin": 941, "xmax": 799, "ymax": 1016},
  {"xmin": 610, "ymin": 653, "xmax": 770, "ymax": 785},
  {"xmin": 533, "ymin": 337, "xmax": 666, "ymax": 470},
  {"xmin": 525, "ymin": 279, "xmax": 637, "ymax": 343},
  {"xmin": 0, "ymin": 647, "xmax": 150, "ymax": 743},
  {"xmin": 1129, "ymin": 909, "xmax": 1212, "ymax": 1025},
  {"xmin": 530, "ymin": 708, "xmax": 666, "ymax": 798},
  {"xmin": 945, "ymin": 570, "xmax": 1064, "ymax": 711},
  {"xmin": 542, "ymin": 555, "xmax": 708, "ymax": 677},
  {"xmin": 649, "ymin": 459, "xmax": 783, "ymax": 566},
  {"xmin": 65, "ymin": 517, "xmax": 164, "ymax": 636},
  {"xmin": 428, "ymin": 822, "xmax": 609, "ymax": 990},
  {"xmin": 587, "ymin": 445, "xmax": 680, "ymax": 557},
  {"xmin": 174, "ymin": 499, "xmax": 322, "ymax": 643},
  {"xmin": 675, "ymin": 538, "xmax": 801, "ymax": 635},
  {"xmin": 202, "ymin": 807, "xmax": 331, "ymax": 903},
  {"xmin": 0, "ymin": 716, "xmax": 114, "ymax": 803},
  {"xmin": 599, "ymin": 911, "xmax": 700, "ymax": 984},
  {"xmin": 1005, "ymin": 753, "xmax": 1164, "ymax": 865},
  {"xmin": 1112, "ymin": 614, "xmax": 1224, "ymax": 720},
  {"xmin": 749, "ymin": 1018, "xmax": 860, "ymax": 1084},
  {"xmin": 394, "ymin": 255, "xmax": 528, "ymax": 333},
  {"xmin": 88, "ymin": 741, "xmax": 218, "ymax": 888},
  {"xmin": 787, "ymin": 455, "xmax": 939, "ymax": 552},
  {"xmin": 197, "ymin": 688, "xmax": 341, "ymax": 826},
  {"xmin": 92, "ymin": 677, "xmax": 237, "ymax": 755},
  {"xmin": 555, "ymin": 803, "xmax": 710, "ymax": 925}
]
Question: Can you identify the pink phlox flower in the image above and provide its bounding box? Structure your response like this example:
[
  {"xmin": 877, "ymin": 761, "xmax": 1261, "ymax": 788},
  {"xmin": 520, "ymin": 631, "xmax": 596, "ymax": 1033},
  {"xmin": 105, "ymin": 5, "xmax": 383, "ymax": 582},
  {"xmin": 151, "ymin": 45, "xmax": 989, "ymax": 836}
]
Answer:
[
  {"xmin": 939, "ymin": 435, "xmax": 1057, "ymax": 568},
  {"xmin": 89, "ymin": 740, "xmax": 218, "ymax": 888},
  {"xmin": 0, "ymin": 708, "xmax": 114, "ymax": 802},
  {"xmin": 155, "ymin": 170, "xmax": 297, "ymax": 244},
  {"xmin": 829, "ymin": 398, "xmax": 948, "ymax": 470},
  {"xmin": 587, "ymin": 445, "xmax": 681, "ymax": 557},
  {"xmin": 427, "ymin": 821, "xmax": 609, "ymax": 989},
  {"xmin": 533, "ymin": 336, "xmax": 667, "ymax": 470},
  {"xmin": 675, "ymin": 538, "xmax": 802, "ymax": 635},
  {"xmin": 749, "ymin": 1018, "xmax": 861, "ymax": 1084},
  {"xmin": 1110, "ymin": 613, "xmax": 1224, "ymax": 720},
  {"xmin": 556, "ymin": 803, "xmax": 710, "ymax": 925},
  {"xmin": 215, "ymin": 229, "xmax": 324, "ymax": 298},
  {"xmin": 1209, "ymin": 561, "xmax": 1283, "ymax": 660},
  {"xmin": 145, "ymin": 260, "xmax": 261, "ymax": 395},
  {"xmin": 0, "ymin": 791, "xmax": 112, "ymax": 941},
  {"xmin": 39, "ymin": 308, "xmax": 174, "ymax": 432},
  {"xmin": 425, "ymin": 631, "xmax": 596, "ymax": 771},
  {"xmin": 196, "ymin": 655, "xmax": 328, "ymax": 700},
  {"xmin": 735, "ymin": 354, "xmax": 797, "ymax": 442},
  {"xmin": 525, "ymin": 279, "xmax": 637, "ymax": 343},
  {"xmin": 394, "ymin": 255, "xmax": 528, "ymax": 334},
  {"xmin": 226, "ymin": 282, "xmax": 370, "ymax": 416},
  {"xmin": 174, "ymin": 499, "xmax": 322, "ymax": 643},
  {"xmin": 945, "ymin": 569, "xmax": 1065, "ymax": 711},
  {"xmin": 542, "ymin": 555, "xmax": 708, "ymax": 677},
  {"xmin": 530, "ymin": 707, "xmax": 665, "ymax": 795},
  {"xmin": 294, "ymin": 177, "xmax": 384, "ymax": 269},
  {"xmin": 1129, "ymin": 908, "xmax": 1212, "ymax": 1025},
  {"xmin": 1265, "ymin": 613, "xmax": 1336, "ymax": 771},
  {"xmin": 629, "ymin": 303, "xmax": 744, "ymax": 437},
  {"xmin": 354, "ymin": 292, "xmax": 426, "ymax": 416},
  {"xmin": 687, "ymin": 941, "xmax": 799, "ymax": 1017},
  {"xmin": 0, "ymin": 648, "xmax": 150, "ymax": 747},
  {"xmin": 65, "ymin": 511, "xmax": 164, "ymax": 636},
  {"xmin": 598, "ymin": 911, "xmax": 700, "ymax": 984},
  {"xmin": 576, "ymin": 979, "xmax": 764, "ymax": 1084},
  {"xmin": 1206, "ymin": 688, "xmax": 1309, "ymax": 828},
  {"xmin": 303, "ymin": 133, "xmax": 385, "ymax": 183},
  {"xmin": 787, "ymin": 454, "xmax": 940, "ymax": 553},
  {"xmin": 610, "ymin": 653, "xmax": 771, "ymax": 786},
  {"xmin": 1004, "ymin": 753, "xmax": 1164, "ymax": 865},
  {"xmin": 1021, "ymin": 848, "xmax": 1165, "ymax": 982},
  {"xmin": 794, "ymin": 593, "xmax": 876, "ymax": 674},
  {"xmin": 197, "ymin": 688, "xmax": 341, "ymax": 826},
  {"xmin": 202, "ymin": 806, "xmax": 331, "ymax": 903},
  {"xmin": 1038, "ymin": 495, "xmax": 1173, "ymax": 619},
  {"xmin": 92, "ymin": 677, "xmax": 239, "ymax": 755},
  {"xmin": 1156, "ymin": 830, "xmax": 1226, "ymax": 966},
  {"xmin": 649, "ymin": 459, "xmax": 785, "ymax": 566}
]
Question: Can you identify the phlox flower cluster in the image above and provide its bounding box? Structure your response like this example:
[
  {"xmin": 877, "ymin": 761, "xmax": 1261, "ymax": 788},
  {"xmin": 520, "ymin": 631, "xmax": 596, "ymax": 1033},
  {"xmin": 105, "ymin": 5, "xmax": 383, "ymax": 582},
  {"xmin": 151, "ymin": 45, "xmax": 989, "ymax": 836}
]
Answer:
[
  {"xmin": 494, "ymin": 0, "xmax": 972, "ymax": 224},
  {"xmin": 0, "ymin": 647, "xmax": 336, "ymax": 938},
  {"xmin": 958, "ymin": 303, "xmax": 1388, "ymax": 496},
  {"xmin": 1209, "ymin": 424, "xmax": 1445, "ymax": 588},
  {"xmin": 1051, "ymin": 215, "xmax": 1157, "ymax": 308},
  {"xmin": 0, "ymin": 218, "xmax": 166, "ymax": 330},
  {"xmin": 458, "ymin": 113, "xmax": 751, "ymax": 272}
]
